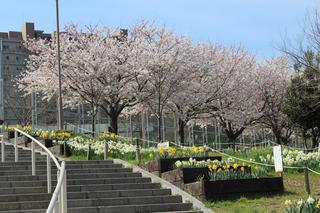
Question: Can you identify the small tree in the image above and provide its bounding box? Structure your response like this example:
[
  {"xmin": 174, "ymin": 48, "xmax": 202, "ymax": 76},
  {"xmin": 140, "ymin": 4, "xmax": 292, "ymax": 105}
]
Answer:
[{"xmin": 282, "ymin": 51, "xmax": 320, "ymax": 148}]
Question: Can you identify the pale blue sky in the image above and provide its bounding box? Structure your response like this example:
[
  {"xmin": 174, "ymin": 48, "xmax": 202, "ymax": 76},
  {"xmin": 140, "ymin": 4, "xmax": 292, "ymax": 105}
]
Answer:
[{"xmin": 1, "ymin": 0, "xmax": 320, "ymax": 58}]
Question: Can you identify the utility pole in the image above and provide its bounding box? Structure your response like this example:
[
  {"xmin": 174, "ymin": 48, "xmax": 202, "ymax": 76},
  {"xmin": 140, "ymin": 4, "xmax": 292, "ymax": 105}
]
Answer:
[{"xmin": 56, "ymin": 0, "xmax": 64, "ymax": 130}]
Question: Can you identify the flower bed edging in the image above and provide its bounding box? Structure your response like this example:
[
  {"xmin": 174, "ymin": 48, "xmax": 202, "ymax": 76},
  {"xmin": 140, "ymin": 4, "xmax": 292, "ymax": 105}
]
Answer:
[{"xmin": 184, "ymin": 177, "xmax": 284, "ymax": 200}]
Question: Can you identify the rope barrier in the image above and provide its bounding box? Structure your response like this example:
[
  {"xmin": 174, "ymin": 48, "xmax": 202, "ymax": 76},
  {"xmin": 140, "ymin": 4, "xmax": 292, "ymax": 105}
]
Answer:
[
  {"xmin": 65, "ymin": 123, "xmax": 320, "ymax": 175},
  {"xmin": 308, "ymin": 168, "xmax": 320, "ymax": 176}
]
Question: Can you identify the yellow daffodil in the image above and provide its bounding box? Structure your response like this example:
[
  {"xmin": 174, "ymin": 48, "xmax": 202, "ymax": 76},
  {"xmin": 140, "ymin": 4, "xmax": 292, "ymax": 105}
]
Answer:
[
  {"xmin": 284, "ymin": 200, "xmax": 292, "ymax": 206},
  {"xmin": 192, "ymin": 145, "xmax": 197, "ymax": 153},
  {"xmin": 217, "ymin": 168, "xmax": 222, "ymax": 173},
  {"xmin": 197, "ymin": 146, "xmax": 203, "ymax": 153},
  {"xmin": 296, "ymin": 200, "xmax": 303, "ymax": 206},
  {"xmin": 168, "ymin": 147, "xmax": 176, "ymax": 155},
  {"xmin": 111, "ymin": 133, "xmax": 116, "ymax": 138},
  {"xmin": 240, "ymin": 167, "xmax": 245, "ymax": 172},
  {"xmin": 159, "ymin": 147, "xmax": 164, "ymax": 155},
  {"xmin": 233, "ymin": 163, "xmax": 238, "ymax": 170},
  {"xmin": 316, "ymin": 200, "xmax": 320, "ymax": 209}
]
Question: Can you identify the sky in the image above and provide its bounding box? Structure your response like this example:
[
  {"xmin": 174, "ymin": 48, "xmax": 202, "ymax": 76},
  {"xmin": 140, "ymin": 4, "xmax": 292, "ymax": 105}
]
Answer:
[{"xmin": 0, "ymin": 0, "xmax": 320, "ymax": 59}]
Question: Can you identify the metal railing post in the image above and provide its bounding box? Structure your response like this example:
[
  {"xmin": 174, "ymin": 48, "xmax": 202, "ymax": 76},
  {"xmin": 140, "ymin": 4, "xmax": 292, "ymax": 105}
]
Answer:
[
  {"xmin": 14, "ymin": 131, "xmax": 18, "ymax": 162},
  {"xmin": 61, "ymin": 168, "xmax": 67, "ymax": 213},
  {"xmin": 53, "ymin": 204, "xmax": 60, "ymax": 213},
  {"xmin": 32, "ymin": 140, "xmax": 36, "ymax": 176},
  {"xmin": 1, "ymin": 137, "xmax": 4, "ymax": 162},
  {"xmin": 56, "ymin": 170, "xmax": 61, "ymax": 213},
  {"xmin": 47, "ymin": 155, "xmax": 52, "ymax": 193}
]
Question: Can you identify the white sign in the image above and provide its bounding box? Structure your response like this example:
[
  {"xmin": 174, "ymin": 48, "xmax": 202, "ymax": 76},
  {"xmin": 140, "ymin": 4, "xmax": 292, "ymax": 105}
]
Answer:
[
  {"xmin": 157, "ymin": 141, "xmax": 169, "ymax": 150},
  {"xmin": 273, "ymin": 145, "xmax": 283, "ymax": 173}
]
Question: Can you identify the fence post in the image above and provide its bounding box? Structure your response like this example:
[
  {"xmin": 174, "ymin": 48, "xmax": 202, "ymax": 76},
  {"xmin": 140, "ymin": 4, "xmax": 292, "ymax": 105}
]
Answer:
[
  {"xmin": 31, "ymin": 140, "xmax": 36, "ymax": 176},
  {"xmin": 1, "ymin": 137, "xmax": 4, "ymax": 162},
  {"xmin": 136, "ymin": 138, "xmax": 141, "ymax": 166},
  {"xmin": 304, "ymin": 165, "xmax": 311, "ymax": 195},
  {"xmin": 47, "ymin": 155, "xmax": 52, "ymax": 193},
  {"xmin": 14, "ymin": 131, "xmax": 18, "ymax": 162},
  {"xmin": 104, "ymin": 141, "xmax": 109, "ymax": 160},
  {"xmin": 87, "ymin": 144, "xmax": 91, "ymax": 160}
]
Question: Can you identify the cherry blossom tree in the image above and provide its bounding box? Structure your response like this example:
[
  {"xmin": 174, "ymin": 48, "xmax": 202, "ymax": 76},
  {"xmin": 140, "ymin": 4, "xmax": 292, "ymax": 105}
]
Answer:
[
  {"xmin": 132, "ymin": 24, "xmax": 194, "ymax": 142},
  {"xmin": 18, "ymin": 24, "xmax": 145, "ymax": 134},
  {"xmin": 193, "ymin": 47, "xmax": 262, "ymax": 151},
  {"xmin": 168, "ymin": 43, "xmax": 229, "ymax": 145},
  {"xmin": 255, "ymin": 57, "xmax": 292, "ymax": 145}
]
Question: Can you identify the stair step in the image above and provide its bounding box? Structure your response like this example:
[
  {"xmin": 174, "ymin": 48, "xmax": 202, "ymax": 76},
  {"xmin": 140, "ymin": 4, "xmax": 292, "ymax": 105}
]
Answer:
[
  {"xmin": 68, "ymin": 182, "xmax": 161, "ymax": 192},
  {"xmin": 0, "ymin": 172, "xmax": 142, "ymax": 181},
  {"xmin": 67, "ymin": 203, "xmax": 194, "ymax": 213},
  {"xmin": 0, "ymin": 189, "xmax": 171, "ymax": 202},
  {"xmin": 0, "ymin": 195, "xmax": 182, "ymax": 211},
  {"xmin": 0, "ymin": 203, "xmax": 194, "ymax": 213}
]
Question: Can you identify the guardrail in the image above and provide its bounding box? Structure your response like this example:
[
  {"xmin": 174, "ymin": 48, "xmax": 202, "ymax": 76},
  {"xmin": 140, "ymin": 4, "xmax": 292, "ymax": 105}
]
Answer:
[{"xmin": 8, "ymin": 128, "xmax": 68, "ymax": 213}]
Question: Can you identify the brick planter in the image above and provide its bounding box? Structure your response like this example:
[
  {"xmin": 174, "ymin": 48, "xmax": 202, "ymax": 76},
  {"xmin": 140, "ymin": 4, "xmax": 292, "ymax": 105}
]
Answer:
[
  {"xmin": 184, "ymin": 177, "xmax": 284, "ymax": 201},
  {"xmin": 162, "ymin": 169, "xmax": 184, "ymax": 188},
  {"xmin": 144, "ymin": 156, "xmax": 222, "ymax": 176}
]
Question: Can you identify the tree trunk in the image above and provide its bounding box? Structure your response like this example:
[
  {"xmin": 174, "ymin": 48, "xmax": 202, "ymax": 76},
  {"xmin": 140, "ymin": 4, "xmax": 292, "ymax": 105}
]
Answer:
[
  {"xmin": 91, "ymin": 114, "xmax": 95, "ymax": 137},
  {"xmin": 178, "ymin": 118, "xmax": 186, "ymax": 145},
  {"xmin": 91, "ymin": 101, "xmax": 95, "ymax": 137},
  {"xmin": 275, "ymin": 133, "xmax": 281, "ymax": 145},
  {"xmin": 228, "ymin": 138, "xmax": 236, "ymax": 152},
  {"xmin": 156, "ymin": 87, "xmax": 162, "ymax": 142},
  {"xmin": 157, "ymin": 114, "xmax": 162, "ymax": 142},
  {"xmin": 109, "ymin": 114, "xmax": 118, "ymax": 134}
]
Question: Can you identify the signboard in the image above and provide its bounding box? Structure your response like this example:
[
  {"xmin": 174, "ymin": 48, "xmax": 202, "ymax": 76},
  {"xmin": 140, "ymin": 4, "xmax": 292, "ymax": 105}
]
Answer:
[
  {"xmin": 157, "ymin": 141, "xmax": 169, "ymax": 150},
  {"xmin": 273, "ymin": 145, "xmax": 283, "ymax": 173}
]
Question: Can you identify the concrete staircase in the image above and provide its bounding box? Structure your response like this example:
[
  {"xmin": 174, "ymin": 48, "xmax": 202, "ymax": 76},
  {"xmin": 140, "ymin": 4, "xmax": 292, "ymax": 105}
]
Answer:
[{"xmin": 0, "ymin": 143, "xmax": 202, "ymax": 213}]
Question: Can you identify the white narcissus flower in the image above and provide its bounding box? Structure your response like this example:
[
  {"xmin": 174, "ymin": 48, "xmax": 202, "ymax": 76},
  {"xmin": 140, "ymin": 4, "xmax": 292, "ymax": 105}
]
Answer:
[{"xmin": 307, "ymin": 196, "xmax": 315, "ymax": 204}]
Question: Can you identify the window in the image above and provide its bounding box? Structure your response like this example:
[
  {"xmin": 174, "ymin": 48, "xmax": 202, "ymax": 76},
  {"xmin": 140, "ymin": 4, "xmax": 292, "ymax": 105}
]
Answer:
[
  {"xmin": 2, "ymin": 45, "xmax": 9, "ymax": 50},
  {"xmin": 6, "ymin": 56, "xmax": 9, "ymax": 60},
  {"xmin": 16, "ymin": 56, "xmax": 19, "ymax": 61}
]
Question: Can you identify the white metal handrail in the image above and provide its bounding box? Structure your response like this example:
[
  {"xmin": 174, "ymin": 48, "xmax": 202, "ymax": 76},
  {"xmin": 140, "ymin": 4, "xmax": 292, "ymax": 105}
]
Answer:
[
  {"xmin": 12, "ymin": 128, "xmax": 67, "ymax": 213},
  {"xmin": 47, "ymin": 161, "xmax": 67, "ymax": 213}
]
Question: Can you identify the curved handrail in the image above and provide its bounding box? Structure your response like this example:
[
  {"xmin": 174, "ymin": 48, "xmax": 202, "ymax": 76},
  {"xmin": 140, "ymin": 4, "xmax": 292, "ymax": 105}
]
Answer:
[
  {"xmin": 47, "ymin": 161, "xmax": 66, "ymax": 213},
  {"xmin": 13, "ymin": 128, "xmax": 67, "ymax": 213},
  {"xmin": 14, "ymin": 128, "xmax": 61, "ymax": 169}
]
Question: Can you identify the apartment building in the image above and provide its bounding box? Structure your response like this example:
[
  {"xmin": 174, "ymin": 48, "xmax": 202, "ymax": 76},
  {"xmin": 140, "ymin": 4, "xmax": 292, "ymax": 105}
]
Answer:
[{"xmin": 0, "ymin": 22, "xmax": 51, "ymax": 125}]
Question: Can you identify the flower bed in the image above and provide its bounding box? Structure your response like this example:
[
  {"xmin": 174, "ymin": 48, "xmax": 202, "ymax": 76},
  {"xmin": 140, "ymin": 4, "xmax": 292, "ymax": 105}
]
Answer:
[
  {"xmin": 144, "ymin": 156, "xmax": 222, "ymax": 176},
  {"xmin": 182, "ymin": 166, "xmax": 251, "ymax": 184},
  {"xmin": 184, "ymin": 177, "xmax": 284, "ymax": 200},
  {"xmin": 285, "ymin": 196, "xmax": 320, "ymax": 213}
]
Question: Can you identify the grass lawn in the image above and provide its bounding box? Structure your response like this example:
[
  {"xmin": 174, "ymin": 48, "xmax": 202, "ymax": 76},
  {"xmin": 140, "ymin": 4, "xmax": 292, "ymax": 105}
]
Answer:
[{"xmin": 206, "ymin": 173, "xmax": 320, "ymax": 213}]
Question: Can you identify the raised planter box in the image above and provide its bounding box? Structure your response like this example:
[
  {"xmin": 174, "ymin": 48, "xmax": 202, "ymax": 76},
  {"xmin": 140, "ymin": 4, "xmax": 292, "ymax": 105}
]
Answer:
[
  {"xmin": 162, "ymin": 166, "xmax": 252, "ymax": 188},
  {"xmin": 182, "ymin": 166, "xmax": 251, "ymax": 184},
  {"xmin": 8, "ymin": 131, "xmax": 15, "ymax": 139},
  {"xmin": 184, "ymin": 177, "xmax": 284, "ymax": 200},
  {"xmin": 44, "ymin": 139, "xmax": 53, "ymax": 148},
  {"xmin": 144, "ymin": 156, "xmax": 222, "ymax": 176}
]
